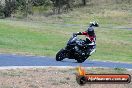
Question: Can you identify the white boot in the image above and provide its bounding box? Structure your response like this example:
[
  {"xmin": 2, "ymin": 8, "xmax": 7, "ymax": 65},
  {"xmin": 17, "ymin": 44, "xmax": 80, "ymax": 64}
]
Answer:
[{"xmin": 90, "ymin": 48, "xmax": 96, "ymax": 55}]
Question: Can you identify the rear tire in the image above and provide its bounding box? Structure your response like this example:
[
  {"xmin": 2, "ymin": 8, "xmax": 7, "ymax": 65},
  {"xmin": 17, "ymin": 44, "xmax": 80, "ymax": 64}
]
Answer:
[
  {"xmin": 77, "ymin": 59, "xmax": 86, "ymax": 63},
  {"xmin": 56, "ymin": 49, "xmax": 67, "ymax": 61},
  {"xmin": 76, "ymin": 56, "xmax": 89, "ymax": 63}
]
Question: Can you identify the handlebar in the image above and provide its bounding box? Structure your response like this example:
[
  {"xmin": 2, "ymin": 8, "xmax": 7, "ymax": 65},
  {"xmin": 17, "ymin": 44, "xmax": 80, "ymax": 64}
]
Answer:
[{"xmin": 72, "ymin": 33, "xmax": 77, "ymax": 37}]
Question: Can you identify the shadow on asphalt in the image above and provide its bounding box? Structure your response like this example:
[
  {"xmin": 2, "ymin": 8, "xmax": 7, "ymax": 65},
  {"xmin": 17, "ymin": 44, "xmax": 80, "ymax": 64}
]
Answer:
[{"xmin": 59, "ymin": 59, "xmax": 94, "ymax": 65}]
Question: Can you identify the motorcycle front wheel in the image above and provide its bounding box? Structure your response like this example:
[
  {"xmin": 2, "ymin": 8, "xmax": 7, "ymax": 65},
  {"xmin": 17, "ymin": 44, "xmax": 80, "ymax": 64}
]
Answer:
[{"xmin": 56, "ymin": 49, "xmax": 67, "ymax": 61}]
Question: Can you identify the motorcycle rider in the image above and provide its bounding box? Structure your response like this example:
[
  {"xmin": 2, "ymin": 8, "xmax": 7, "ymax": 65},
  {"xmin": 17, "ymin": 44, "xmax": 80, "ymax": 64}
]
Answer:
[{"xmin": 73, "ymin": 21, "xmax": 99, "ymax": 55}]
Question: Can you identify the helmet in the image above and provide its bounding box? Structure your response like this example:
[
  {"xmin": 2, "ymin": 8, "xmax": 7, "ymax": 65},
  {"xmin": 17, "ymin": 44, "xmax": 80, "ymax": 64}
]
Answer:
[
  {"xmin": 87, "ymin": 27, "xmax": 95, "ymax": 36},
  {"xmin": 89, "ymin": 21, "xmax": 99, "ymax": 27}
]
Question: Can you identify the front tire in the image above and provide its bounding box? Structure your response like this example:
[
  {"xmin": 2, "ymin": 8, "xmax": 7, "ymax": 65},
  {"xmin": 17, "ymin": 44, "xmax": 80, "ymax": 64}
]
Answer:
[{"xmin": 56, "ymin": 49, "xmax": 67, "ymax": 61}]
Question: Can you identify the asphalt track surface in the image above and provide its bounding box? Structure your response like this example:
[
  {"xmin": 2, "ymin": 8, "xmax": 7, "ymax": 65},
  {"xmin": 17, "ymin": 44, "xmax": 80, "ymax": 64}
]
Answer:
[{"xmin": 0, "ymin": 54, "xmax": 132, "ymax": 69}]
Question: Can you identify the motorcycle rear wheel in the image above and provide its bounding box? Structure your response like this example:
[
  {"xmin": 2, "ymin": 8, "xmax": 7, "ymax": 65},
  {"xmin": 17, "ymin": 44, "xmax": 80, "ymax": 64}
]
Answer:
[
  {"xmin": 77, "ymin": 59, "xmax": 86, "ymax": 63},
  {"xmin": 76, "ymin": 56, "xmax": 89, "ymax": 63}
]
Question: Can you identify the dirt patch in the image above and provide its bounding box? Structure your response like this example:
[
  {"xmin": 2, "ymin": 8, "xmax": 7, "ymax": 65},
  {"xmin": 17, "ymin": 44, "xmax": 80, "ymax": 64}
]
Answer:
[{"xmin": 0, "ymin": 67, "xmax": 131, "ymax": 88}]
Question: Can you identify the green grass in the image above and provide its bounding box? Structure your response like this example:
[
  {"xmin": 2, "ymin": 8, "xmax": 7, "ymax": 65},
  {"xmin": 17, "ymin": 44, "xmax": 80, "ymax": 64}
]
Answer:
[
  {"xmin": 0, "ymin": 20, "xmax": 69, "ymax": 56},
  {"xmin": 0, "ymin": 1, "xmax": 132, "ymax": 62}
]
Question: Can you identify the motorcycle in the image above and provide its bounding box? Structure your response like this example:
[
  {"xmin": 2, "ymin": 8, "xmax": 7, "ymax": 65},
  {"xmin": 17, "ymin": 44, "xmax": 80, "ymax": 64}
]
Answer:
[{"xmin": 56, "ymin": 34, "xmax": 96, "ymax": 63}]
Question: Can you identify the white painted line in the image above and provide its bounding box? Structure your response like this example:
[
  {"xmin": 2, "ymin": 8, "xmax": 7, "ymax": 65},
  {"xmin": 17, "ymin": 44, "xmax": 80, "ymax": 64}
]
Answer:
[
  {"xmin": 0, "ymin": 66, "xmax": 131, "ymax": 70},
  {"xmin": 0, "ymin": 66, "xmax": 75, "ymax": 70}
]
